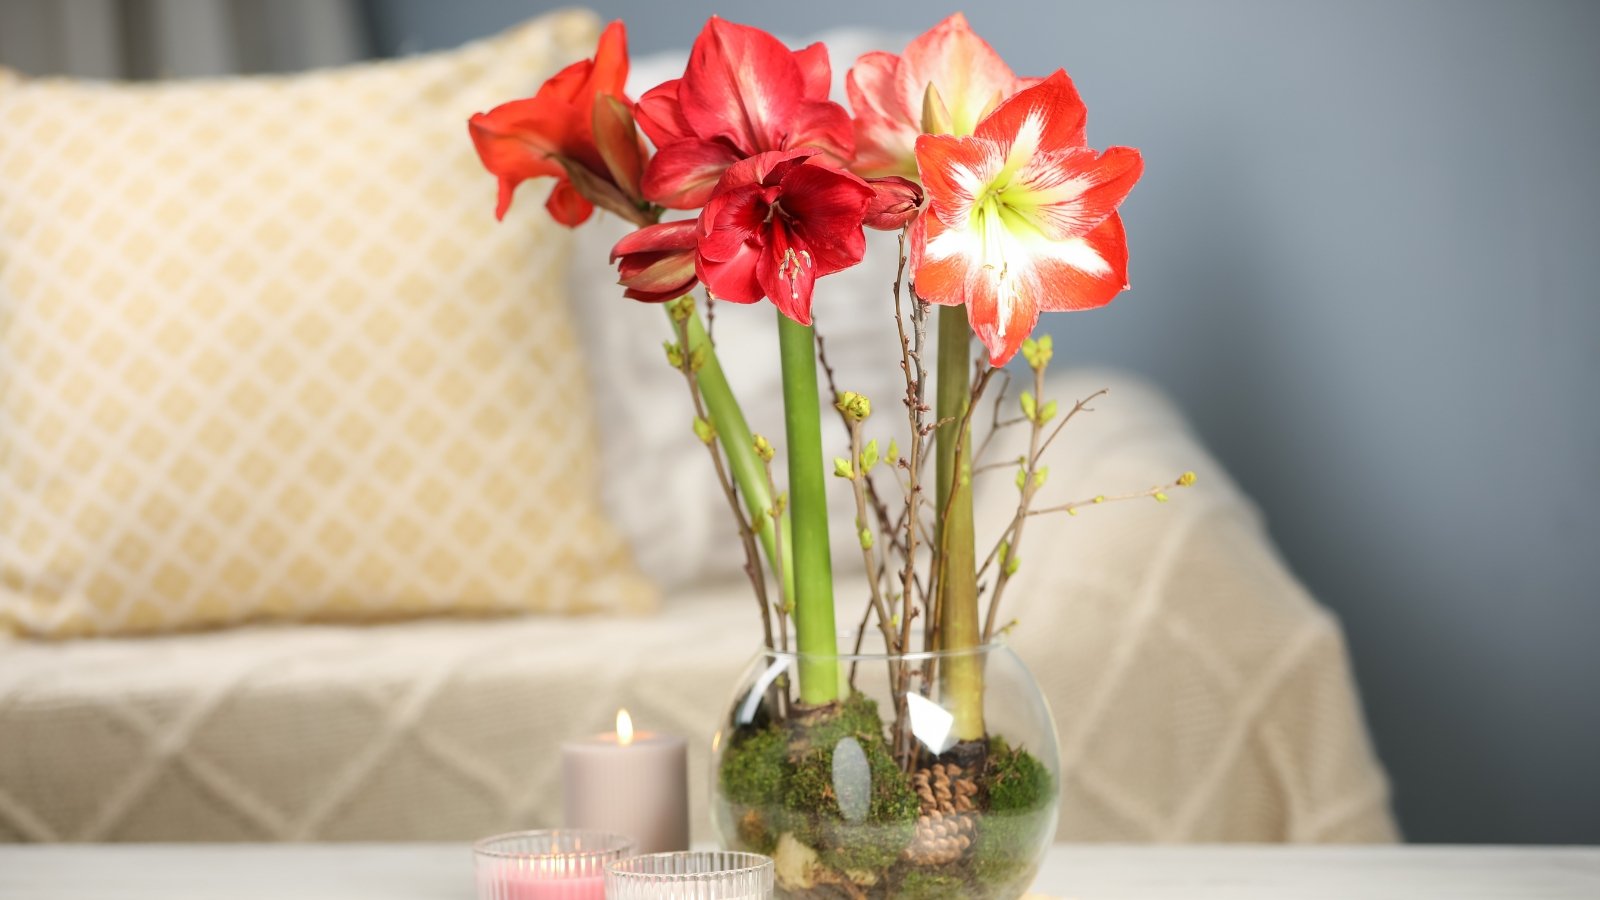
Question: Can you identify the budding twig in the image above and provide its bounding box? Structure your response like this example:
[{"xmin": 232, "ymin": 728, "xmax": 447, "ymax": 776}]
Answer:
[
  {"xmin": 892, "ymin": 229, "xmax": 927, "ymax": 768},
  {"xmin": 666, "ymin": 298, "xmax": 775, "ymax": 652},
  {"xmin": 818, "ymin": 333, "xmax": 905, "ymax": 562},
  {"xmin": 755, "ymin": 439, "xmax": 791, "ymax": 654},
  {"xmin": 980, "ymin": 358, "xmax": 1049, "ymax": 641},
  {"xmin": 843, "ymin": 416, "xmax": 899, "ymax": 658},
  {"xmin": 1025, "ymin": 475, "xmax": 1194, "ymax": 519},
  {"xmin": 978, "ymin": 385, "xmax": 1106, "ymax": 583}
]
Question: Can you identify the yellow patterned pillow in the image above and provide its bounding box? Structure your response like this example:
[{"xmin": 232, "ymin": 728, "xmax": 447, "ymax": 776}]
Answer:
[{"xmin": 0, "ymin": 11, "xmax": 658, "ymax": 638}]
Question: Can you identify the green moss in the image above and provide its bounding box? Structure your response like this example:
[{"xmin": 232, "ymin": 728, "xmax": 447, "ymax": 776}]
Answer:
[
  {"xmin": 783, "ymin": 694, "xmax": 919, "ymax": 873},
  {"xmin": 971, "ymin": 737, "xmax": 1056, "ymax": 886},
  {"xmin": 895, "ymin": 868, "xmax": 967, "ymax": 900},
  {"xmin": 718, "ymin": 694, "xmax": 926, "ymax": 878},
  {"xmin": 719, "ymin": 724, "xmax": 788, "ymax": 807},
  {"xmin": 733, "ymin": 808, "xmax": 778, "ymax": 854},
  {"xmin": 986, "ymin": 736, "xmax": 1053, "ymax": 813},
  {"xmin": 790, "ymin": 691, "xmax": 889, "ymax": 753}
]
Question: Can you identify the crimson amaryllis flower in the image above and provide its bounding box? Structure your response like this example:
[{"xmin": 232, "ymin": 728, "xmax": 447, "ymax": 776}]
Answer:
[
  {"xmin": 635, "ymin": 18, "xmax": 854, "ymax": 209},
  {"xmin": 912, "ymin": 72, "xmax": 1143, "ymax": 366},
  {"xmin": 468, "ymin": 21, "xmax": 647, "ymax": 226},
  {"xmin": 695, "ymin": 148, "xmax": 874, "ymax": 325},
  {"xmin": 846, "ymin": 13, "xmax": 1041, "ymax": 179},
  {"xmin": 611, "ymin": 220, "xmax": 699, "ymax": 303}
]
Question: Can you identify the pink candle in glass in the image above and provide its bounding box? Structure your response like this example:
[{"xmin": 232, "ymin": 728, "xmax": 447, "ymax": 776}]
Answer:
[
  {"xmin": 562, "ymin": 709, "xmax": 689, "ymax": 854},
  {"xmin": 473, "ymin": 830, "xmax": 632, "ymax": 900}
]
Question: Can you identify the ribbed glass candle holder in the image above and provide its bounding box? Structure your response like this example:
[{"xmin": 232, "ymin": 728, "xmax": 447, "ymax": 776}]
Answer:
[
  {"xmin": 474, "ymin": 829, "xmax": 636, "ymax": 900},
  {"xmin": 605, "ymin": 851, "xmax": 774, "ymax": 900}
]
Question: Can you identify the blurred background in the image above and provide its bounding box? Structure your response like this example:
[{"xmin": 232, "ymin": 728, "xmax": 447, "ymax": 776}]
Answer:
[{"xmin": 3, "ymin": 0, "xmax": 1595, "ymax": 846}]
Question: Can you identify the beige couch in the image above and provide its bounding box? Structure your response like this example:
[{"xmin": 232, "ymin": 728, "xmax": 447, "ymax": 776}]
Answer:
[
  {"xmin": 0, "ymin": 23, "xmax": 1395, "ymax": 846},
  {"xmin": 0, "ymin": 361, "xmax": 1395, "ymax": 843}
]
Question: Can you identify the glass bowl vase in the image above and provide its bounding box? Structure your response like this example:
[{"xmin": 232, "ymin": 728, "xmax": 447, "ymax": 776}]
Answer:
[{"xmin": 711, "ymin": 638, "xmax": 1059, "ymax": 899}]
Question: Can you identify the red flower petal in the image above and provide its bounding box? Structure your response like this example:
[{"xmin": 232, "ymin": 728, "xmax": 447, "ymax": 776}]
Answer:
[
  {"xmin": 847, "ymin": 51, "xmax": 906, "ymax": 123},
  {"xmin": 680, "ymin": 18, "xmax": 803, "ymax": 156},
  {"xmin": 611, "ymin": 218, "xmax": 699, "ymax": 259},
  {"xmin": 467, "ymin": 20, "xmax": 636, "ymax": 222},
  {"xmin": 907, "ymin": 212, "xmax": 969, "ymax": 308},
  {"xmin": 467, "ymin": 103, "xmax": 567, "ymax": 220},
  {"xmin": 896, "ymin": 12, "xmax": 1023, "ymax": 136},
  {"xmin": 974, "ymin": 70, "xmax": 1088, "ymax": 155},
  {"xmin": 538, "ymin": 58, "xmax": 594, "ymax": 106},
  {"xmin": 965, "ymin": 262, "xmax": 1039, "ymax": 367},
  {"xmin": 1010, "ymin": 145, "xmax": 1143, "ymax": 240},
  {"xmin": 634, "ymin": 78, "xmax": 691, "ymax": 147},
  {"xmin": 792, "ymin": 42, "xmax": 833, "ymax": 101},
  {"xmin": 696, "ymin": 239, "xmax": 764, "ymax": 305},
  {"xmin": 712, "ymin": 146, "xmax": 819, "ymax": 194},
  {"xmin": 698, "ymin": 183, "xmax": 769, "ymax": 263},
  {"xmin": 792, "ymin": 99, "xmax": 858, "ymax": 166},
  {"xmin": 588, "ymin": 21, "xmax": 631, "ymax": 99},
  {"xmin": 1030, "ymin": 212, "xmax": 1130, "ymax": 312},
  {"xmin": 846, "ymin": 51, "xmax": 920, "ymax": 177},
  {"xmin": 545, "ymin": 178, "xmax": 594, "ymax": 226},
  {"xmin": 779, "ymin": 163, "xmax": 873, "ymax": 274},
  {"xmin": 914, "ymin": 132, "xmax": 1004, "ymax": 230},
  {"xmin": 641, "ymin": 138, "xmax": 744, "ymax": 209},
  {"xmin": 754, "ymin": 222, "xmax": 819, "ymax": 325}
]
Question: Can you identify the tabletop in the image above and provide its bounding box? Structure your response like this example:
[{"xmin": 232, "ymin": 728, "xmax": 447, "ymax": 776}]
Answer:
[{"xmin": 0, "ymin": 843, "xmax": 1596, "ymax": 898}]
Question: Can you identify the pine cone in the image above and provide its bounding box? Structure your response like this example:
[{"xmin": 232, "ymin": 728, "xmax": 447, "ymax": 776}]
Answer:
[{"xmin": 903, "ymin": 762, "xmax": 979, "ymax": 866}]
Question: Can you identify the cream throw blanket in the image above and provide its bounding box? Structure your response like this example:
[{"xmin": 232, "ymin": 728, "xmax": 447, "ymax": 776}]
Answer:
[{"xmin": 0, "ymin": 369, "xmax": 1395, "ymax": 843}]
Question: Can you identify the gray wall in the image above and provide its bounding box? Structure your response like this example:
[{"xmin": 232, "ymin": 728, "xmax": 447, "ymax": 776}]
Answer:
[{"xmin": 367, "ymin": 0, "xmax": 1600, "ymax": 843}]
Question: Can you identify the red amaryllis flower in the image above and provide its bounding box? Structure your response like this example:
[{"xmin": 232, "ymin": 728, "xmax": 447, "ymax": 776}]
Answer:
[
  {"xmin": 846, "ymin": 13, "xmax": 1047, "ymax": 179},
  {"xmin": 695, "ymin": 148, "xmax": 874, "ymax": 325},
  {"xmin": 468, "ymin": 21, "xmax": 647, "ymax": 226},
  {"xmin": 912, "ymin": 72, "xmax": 1142, "ymax": 366},
  {"xmin": 635, "ymin": 18, "xmax": 855, "ymax": 210},
  {"xmin": 611, "ymin": 220, "xmax": 699, "ymax": 302}
]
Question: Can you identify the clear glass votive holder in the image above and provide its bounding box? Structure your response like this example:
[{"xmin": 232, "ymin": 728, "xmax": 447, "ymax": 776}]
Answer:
[
  {"xmin": 605, "ymin": 851, "xmax": 774, "ymax": 900},
  {"xmin": 474, "ymin": 829, "xmax": 636, "ymax": 900}
]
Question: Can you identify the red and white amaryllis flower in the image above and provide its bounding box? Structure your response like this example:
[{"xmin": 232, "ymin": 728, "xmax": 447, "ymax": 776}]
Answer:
[
  {"xmin": 467, "ymin": 21, "xmax": 646, "ymax": 226},
  {"xmin": 912, "ymin": 72, "xmax": 1143, "ymax": 366},
  {"xmin": 635, "ymin": 18, "xmax": 854, "ymax": 209},
  {"xmin": 695, "ymin": 148, "xmax": 874, "ymax": 325},
  {"xmin": 846, "ymin": 13, "xmax": 1041, "ymax": 179}
]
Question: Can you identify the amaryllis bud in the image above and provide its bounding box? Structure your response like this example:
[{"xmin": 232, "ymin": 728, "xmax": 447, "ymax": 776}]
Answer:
[
  {"xmin": 863, "ymin": 175, "xmax": 923, "ymax": 230},
  {"xmin": 592, "ymin": 94, "xmax": 646, "ymax": 204},
  {"xmin": 611, "ymin": 220, "xmax": 700, "ymax": 303}
]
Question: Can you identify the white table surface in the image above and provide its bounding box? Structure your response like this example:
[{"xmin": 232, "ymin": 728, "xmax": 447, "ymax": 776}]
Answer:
[{"xmin": 0, "ymin": 844, "xmax": 1596, "ymax": 898}]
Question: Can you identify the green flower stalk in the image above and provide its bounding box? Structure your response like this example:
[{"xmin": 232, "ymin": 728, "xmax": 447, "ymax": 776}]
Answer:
[
  {"xmin": 777, "ymin": 312, "xmax": 838, "ymax": 704},
  {"xmin": 671, "ymin": 306, "xmax": 795, "ymax": 605},
  {"xmin": 934, "ymin": 306, "xmax": 986, "ymax": 741}
]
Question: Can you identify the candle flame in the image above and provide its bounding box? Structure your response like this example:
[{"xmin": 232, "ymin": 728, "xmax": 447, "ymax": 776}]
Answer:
[{"xmin": 616, "ymin": 708, "xmax": 634, "ymax": 746}]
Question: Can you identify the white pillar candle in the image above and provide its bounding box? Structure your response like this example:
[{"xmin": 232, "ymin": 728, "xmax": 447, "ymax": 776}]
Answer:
[{"xmin": 561, "ymin": 709, "xmax": 689, "ymax": 854}]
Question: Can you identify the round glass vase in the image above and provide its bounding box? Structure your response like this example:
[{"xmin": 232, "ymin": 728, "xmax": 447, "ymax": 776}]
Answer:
[{"xmin": 711, "ymin": 639, "xmax": 1060, "ymax": 899}]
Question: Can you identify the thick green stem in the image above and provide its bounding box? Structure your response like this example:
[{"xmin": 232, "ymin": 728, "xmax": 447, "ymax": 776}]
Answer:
[
  {"xmin": 777, "ymin": 312, "xmax": 838, "ymax": 704},
  {"xmin": 934, "ymin": 307, "xmax": 985, "ymax": 740},
  {"xmin": 678, "ymin": 307, "xmax": 794, "ymax": 603}
]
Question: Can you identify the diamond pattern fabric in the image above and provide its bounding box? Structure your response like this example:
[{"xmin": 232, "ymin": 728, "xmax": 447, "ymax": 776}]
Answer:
[{"xmin": 0, "ymin": 11, "xmax": 657, "ymax": 637}]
